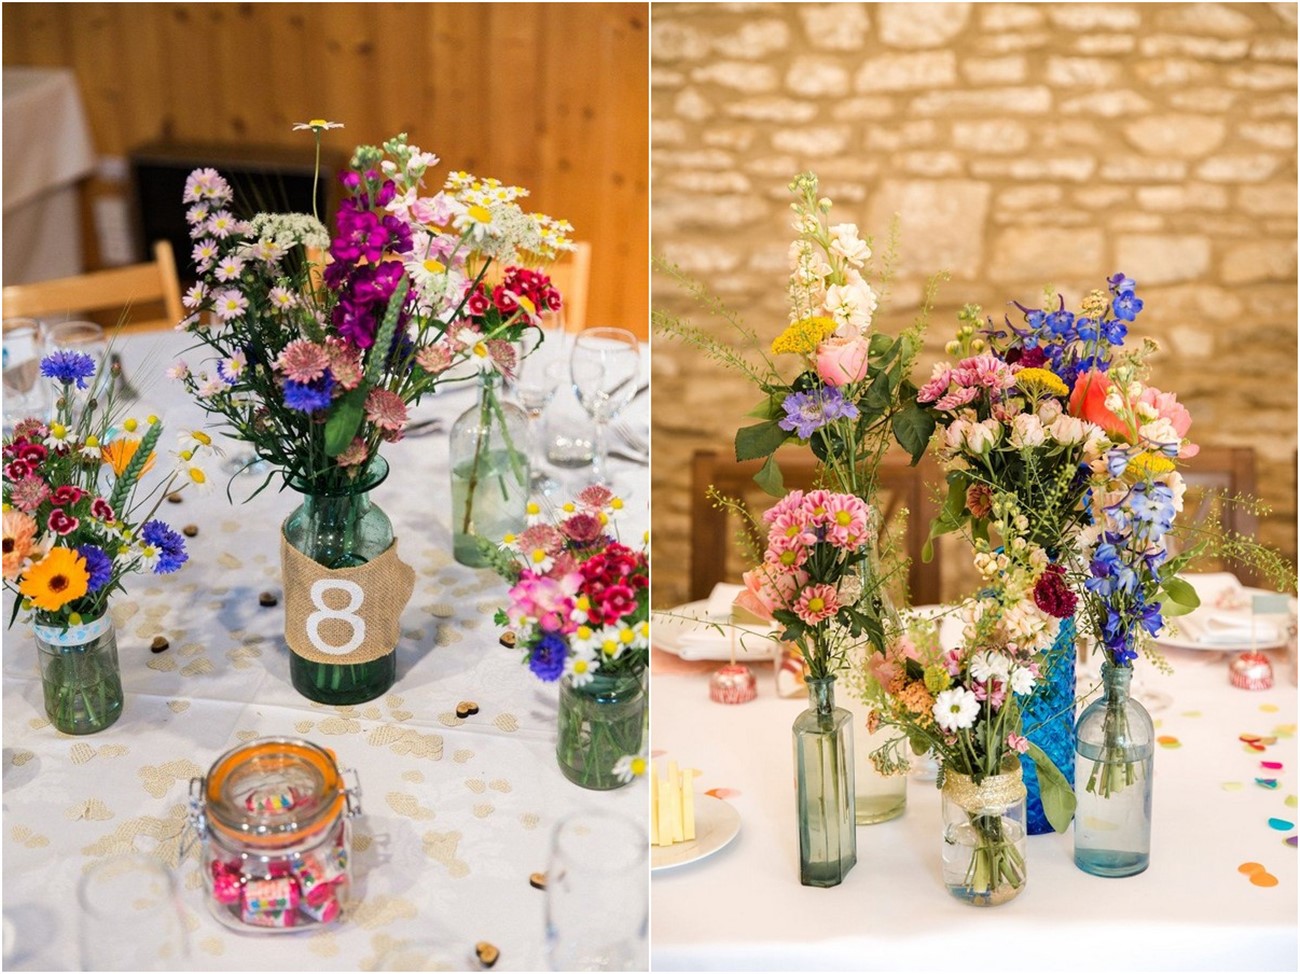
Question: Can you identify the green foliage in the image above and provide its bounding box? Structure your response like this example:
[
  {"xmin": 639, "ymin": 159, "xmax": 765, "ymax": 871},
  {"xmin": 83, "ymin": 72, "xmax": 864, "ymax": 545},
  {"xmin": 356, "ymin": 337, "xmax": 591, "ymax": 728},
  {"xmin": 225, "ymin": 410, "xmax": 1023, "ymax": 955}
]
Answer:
[
  {"xmin": 1025, "ymin": 741, "xmax": 1077, "ymax": 833},
  {"xmin": 324, "ymin": 387, "xmax": 368, "ymax": 458}
]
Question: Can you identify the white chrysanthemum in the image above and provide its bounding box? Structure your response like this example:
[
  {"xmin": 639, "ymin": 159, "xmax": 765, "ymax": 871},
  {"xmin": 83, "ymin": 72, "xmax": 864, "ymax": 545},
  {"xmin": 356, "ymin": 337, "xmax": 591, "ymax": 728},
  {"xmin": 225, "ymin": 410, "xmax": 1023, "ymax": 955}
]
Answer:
[
  {"xmin": 933, "ymin": 687, "xmax": 981, "ymax": 733},
  {"xmin": 968, "ymin": 650, "xmax": 1011, "ymax": 683},
  {"xmin": 1009, "ymin": 665, "xmax": 1036, "ymax": 696}
]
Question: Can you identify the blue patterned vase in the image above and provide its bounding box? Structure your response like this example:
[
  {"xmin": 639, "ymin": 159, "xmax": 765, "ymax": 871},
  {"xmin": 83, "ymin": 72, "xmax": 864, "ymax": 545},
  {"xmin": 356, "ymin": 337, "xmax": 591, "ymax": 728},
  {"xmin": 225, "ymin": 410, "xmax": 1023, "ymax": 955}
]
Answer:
[{"xmin": 1018, "ymin": 615, "xmax": 1076, "ymax": 834}]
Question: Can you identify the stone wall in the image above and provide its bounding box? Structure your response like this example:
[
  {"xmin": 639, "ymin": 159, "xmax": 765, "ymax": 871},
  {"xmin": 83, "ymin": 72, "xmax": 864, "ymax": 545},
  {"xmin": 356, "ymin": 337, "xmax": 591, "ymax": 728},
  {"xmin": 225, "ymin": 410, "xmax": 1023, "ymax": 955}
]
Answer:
[{"xmin": 650, "ymin": 2, "xmax": 1298, "ymax": 608}]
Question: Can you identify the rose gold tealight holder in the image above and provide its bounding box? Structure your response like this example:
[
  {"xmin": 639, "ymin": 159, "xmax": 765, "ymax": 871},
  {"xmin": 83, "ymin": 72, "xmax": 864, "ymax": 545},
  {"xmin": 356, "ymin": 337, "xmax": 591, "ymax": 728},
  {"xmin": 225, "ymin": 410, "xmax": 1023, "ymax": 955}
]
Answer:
[
  {"xmin": 708, "ymin": 618, "xmax": 757, "ymax": 704},
  {"xmin": 1229, "ymin": 651, "xmax": 1273, "ymax": 691}
]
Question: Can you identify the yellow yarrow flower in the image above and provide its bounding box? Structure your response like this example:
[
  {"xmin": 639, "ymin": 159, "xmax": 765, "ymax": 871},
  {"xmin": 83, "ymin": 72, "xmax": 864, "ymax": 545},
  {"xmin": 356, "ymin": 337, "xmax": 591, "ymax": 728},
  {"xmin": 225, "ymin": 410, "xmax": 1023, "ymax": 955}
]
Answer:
[
  {"xmin": 1015, "ymin": 367, "xmax": 1069, "ymax": 399},
  {"xmin": 1128, "ymin": 451, "xmax": 1177, "ymax": 478},
  {"xmin": 771, "ymin": 315, "xmax": 837, "ymax": 356}
]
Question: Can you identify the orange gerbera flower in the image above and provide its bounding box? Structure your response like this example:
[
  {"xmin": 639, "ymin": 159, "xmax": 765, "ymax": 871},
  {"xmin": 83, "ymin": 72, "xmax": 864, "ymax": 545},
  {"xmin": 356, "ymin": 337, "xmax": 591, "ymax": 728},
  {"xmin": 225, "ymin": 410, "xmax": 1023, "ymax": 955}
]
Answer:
[
  {"xmin": 18, "ymin": 547, "xmax": 89, "ymax": 612},
  {"xmin": 101, "ymin": 438, "xmax": 156, "ymax": 478},
  {"xmin": 2, "ymin": 510, "xmax": 37, "ymax": 580}
]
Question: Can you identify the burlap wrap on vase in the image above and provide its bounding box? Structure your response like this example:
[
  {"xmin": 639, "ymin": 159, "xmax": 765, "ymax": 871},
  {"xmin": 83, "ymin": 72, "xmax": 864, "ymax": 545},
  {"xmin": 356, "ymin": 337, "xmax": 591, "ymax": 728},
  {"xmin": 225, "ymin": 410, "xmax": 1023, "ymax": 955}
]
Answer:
[{"xmin": 279, "ymin": 531, "xmax": 416, "ymax": 666}]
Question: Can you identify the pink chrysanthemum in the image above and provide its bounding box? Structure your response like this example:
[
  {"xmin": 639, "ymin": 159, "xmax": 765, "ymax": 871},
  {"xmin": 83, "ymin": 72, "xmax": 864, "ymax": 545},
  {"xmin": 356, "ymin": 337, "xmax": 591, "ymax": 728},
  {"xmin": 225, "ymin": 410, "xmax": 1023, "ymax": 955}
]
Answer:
[
  {"xmin": 324, "ymin": 338, "xmax": 363, "ymax": 391},
  {"xmin": 952, "ymin": 354, "xmax": 1017, "ymax": 392},
  {"xmin": 766, "ymin": 511, "xmax": 814, "ymax": 548},
  {"xmin": 793, "ymin": 583, "xmax": 840, "ymax": 625},
  {"xmin": 765, "ymin": 535, "xmax": 810, "ymax": 571},
  {"xmin": 364, "ymin": 388, "xmax": 408, "ymax": 432},
  {"xmin": 276, "ymin": 340, "xmax": 331, "ymax": 383},
  {"xmin": 10, "ymin": 476, "xmax": 50, "ymax": 513},
  {"xmin": 762, "ymin": 489, "xmax": 806, "ymax": 525},
  {"xmin": 916, "ymin": 365, "xmax": 952, "ymax": 404},
  {"xmin": 801, "ymin": 489, "xmax": 834, "ymax": 525},
  {"xmin": 823, "ymin": 493, "xmax": 871, "ymax": 548},
  {"xmin": 934, "ymin": 386, "xmax": 979, "ymax": 412}
]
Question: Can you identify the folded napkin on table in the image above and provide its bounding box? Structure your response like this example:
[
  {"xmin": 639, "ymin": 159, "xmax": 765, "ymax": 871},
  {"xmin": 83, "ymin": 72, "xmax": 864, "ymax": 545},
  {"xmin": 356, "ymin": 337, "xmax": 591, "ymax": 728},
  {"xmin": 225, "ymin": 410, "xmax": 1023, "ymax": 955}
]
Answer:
[
  {"xmin": 673, "ymin": 584, "xmax": 780, "ymax": 660},
  {"xmin": 1174, "ymin": 612, "xmax": 1281, "ymax": 647}
]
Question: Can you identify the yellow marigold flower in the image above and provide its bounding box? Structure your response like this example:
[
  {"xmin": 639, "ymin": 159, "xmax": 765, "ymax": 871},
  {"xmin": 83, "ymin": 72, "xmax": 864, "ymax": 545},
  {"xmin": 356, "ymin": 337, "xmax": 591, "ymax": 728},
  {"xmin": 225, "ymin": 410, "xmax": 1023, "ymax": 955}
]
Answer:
[
  {"xmin": 102, "ymin": 438, "xmax": 156, "ymax": 478},
  {"xmin": 1128, "ymin": 451, "xmax": 1177, "ymax": 478},
  {"xmin": 1015, "ymin": 367, "xmax": 1069, "ymax": 399},
  {"xmin": 18, "ymin": 547, "xmax": 89, "ymax": 612},
  {"xmin": 771, "ymin": 315, "xmax": 837, "ymax": 356}
]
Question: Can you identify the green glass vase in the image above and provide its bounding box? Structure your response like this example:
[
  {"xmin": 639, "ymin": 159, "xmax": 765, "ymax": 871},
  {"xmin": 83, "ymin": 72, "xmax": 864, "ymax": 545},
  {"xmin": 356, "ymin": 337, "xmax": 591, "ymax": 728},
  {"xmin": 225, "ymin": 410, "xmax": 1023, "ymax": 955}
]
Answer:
[
  {"xmin": 33, "ymin": 612, "xmax": 123, "ymax": 735},
  {"xmin": 284, "ymin": 457, "xmax": 397, "ymax": 704},
  {"xmin": 793, "ymin": 675, "xmax": 856, "ymax": 887},
  {"xmin": 556, "ymin": 671, "xmax": 645, "ymax": 790}
]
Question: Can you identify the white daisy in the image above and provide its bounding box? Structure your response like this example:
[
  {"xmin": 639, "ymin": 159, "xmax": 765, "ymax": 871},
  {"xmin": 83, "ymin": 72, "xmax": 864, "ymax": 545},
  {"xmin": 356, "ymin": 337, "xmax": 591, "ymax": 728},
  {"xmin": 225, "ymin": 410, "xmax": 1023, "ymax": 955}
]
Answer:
[
  {"xmin": 563, "ymin": 646, "xmax": 601, "ymax": 688},
  {"xmin": 612, "ymin": 754, "xmax": 648, "ymax": 784},
  {"xmin": 1009, "ymin": 666, "xmax": 1036, "ymax": 696},
  {"xmin": 933, "ymin": 687, "xmax": 981, "ymax": 733}
]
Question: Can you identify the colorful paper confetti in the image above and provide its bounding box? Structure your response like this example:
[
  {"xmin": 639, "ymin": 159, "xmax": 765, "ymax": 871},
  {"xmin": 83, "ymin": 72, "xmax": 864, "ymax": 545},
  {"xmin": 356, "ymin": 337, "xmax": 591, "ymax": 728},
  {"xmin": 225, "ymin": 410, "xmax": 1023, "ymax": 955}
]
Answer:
[
  {"xmin": 704, "ymin": 787, "xmax": 739, "ymax": 800},
  {"xmin": 1259, "ymin": 703, "xmax": 1280, "ymax": 713},
  {"xmin": 1266, "ymin": 818, "xmax": 1294, "ymax": 831},
  {"xmin": 1261, "ymin": 761, "xmax": 1283, "ymax": 770},
  {"xmin": 1286, "ymin": 836, "xmax": 1298, "ymax": 847},
  {"xmin": 1238, "ymin": 862, "xmax": 1281, "ymax": 886},
  {"xmin": 1256, "ymin": 779, "xmax": 1280, "ymax": 790},
  {"xmin": 1157, "ymin": 735, "xmax": 1181, "ymax": 749},
  {"xmin": 1240, "ymin": 733, "xmax": 1263, "ymax": 743},
  {"xmin": 1181, "ymin": 710, "xmax": 1202, "ymax": 718},
  {"xmin": 1285, "ymin": 795, "xmax": 1297, "ymax": 809},
  {"xmin": 1273, "ymin": 724, "xmax": 1296, "ymax": 738},
  {"xmin": 1238, "ymin": 861, "xmax": 1265, "ymax": 875},
  {"xmin": 1222, "ymin": 782, "xmax": 1245, "ymax": 792},
  {"xmin": 1251, "ymin": 872, "xmax": 1280, "ymax": 887}
]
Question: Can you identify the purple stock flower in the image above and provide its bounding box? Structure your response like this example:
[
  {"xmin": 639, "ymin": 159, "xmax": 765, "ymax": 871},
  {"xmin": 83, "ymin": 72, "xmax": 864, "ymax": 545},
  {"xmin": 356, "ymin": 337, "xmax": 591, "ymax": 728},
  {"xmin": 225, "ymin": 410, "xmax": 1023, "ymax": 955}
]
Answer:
[{"xmin": 778, "ymin": 386, "xmax": 859, "ymax": 440}]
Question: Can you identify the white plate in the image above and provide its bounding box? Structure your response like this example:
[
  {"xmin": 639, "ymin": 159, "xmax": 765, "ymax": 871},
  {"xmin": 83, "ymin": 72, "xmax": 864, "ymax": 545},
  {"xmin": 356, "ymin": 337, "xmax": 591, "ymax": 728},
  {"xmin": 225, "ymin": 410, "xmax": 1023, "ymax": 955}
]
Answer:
[
  {"xmin": 651, "ymin": 600, "xmax": 780, "ymax": 661},
  {"xmin": 651, "ymin": 795, "xmax": 741, "ymax": 871},
  {"xmin": 1155, "ymin": 585, "xmax": 1293, "ymax": 652}
]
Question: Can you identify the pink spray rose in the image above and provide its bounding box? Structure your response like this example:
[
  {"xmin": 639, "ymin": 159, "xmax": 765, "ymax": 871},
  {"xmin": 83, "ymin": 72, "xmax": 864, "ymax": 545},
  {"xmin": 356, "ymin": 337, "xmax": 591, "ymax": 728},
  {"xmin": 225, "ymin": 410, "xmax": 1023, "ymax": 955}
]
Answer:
[
  {"xmin": 1137, "ymin": 386, "xmax": 1198, "ymax": 458},
  {"xmin": 815, "ymin": 336, "xmax": 870, "ymax": 387}
]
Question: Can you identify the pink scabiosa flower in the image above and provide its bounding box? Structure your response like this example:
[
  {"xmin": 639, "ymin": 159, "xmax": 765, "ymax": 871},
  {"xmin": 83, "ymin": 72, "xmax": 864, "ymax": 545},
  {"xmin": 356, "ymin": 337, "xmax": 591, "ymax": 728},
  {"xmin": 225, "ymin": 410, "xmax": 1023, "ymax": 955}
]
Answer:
[
  {"xmin": 577, "ymin": 485, "xmax": 615, "ymax": 511},
  {"xmin": 47, "ymin": 509, "xmax": 79, "ymax": 536},
  {"xmin": 518, "ymin": 524, "xmax": 565, "ymax": 558},
  {"xmin": 276, "ymin": 340, "xmax": 331, "ymax": 383},
  {"xmin": 364, "ymin": 388, "xmax": 408, "ymax": 432},
  {"xmin": 486, "ymin": 339, "xmax": 518, "ymax": 379},
  {"xmin": 793, "ymin": 583, "xmax": 840, "ymax": 625}
]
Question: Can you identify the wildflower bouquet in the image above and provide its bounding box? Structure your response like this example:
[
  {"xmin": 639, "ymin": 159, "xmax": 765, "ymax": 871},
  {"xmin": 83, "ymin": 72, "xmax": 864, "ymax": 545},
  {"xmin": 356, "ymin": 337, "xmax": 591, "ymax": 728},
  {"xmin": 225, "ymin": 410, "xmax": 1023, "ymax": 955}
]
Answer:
[
  {"xmin": 175, "ymin": 127, "xmax": 571, "ymax": 493},
  {"xmin": 3, "ymin": 350, "xmax": 211, "ymax": 731},
  {"xmin": 734, "ymin": 489, "xmax": 884, "ymax": 680},
  {"xmin": 482, "ymin": 486, "xmax": 649, "ymax": 789}
]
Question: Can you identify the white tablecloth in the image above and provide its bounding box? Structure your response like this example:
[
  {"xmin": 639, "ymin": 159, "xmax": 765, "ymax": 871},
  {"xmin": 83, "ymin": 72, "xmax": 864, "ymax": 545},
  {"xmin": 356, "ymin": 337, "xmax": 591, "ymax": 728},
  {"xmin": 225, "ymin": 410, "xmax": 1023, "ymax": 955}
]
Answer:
[
  {"xmin": 650, "ymin": 645, "xmax": 1297, "ymax": 971},
  {"xmin": 2, "ymin": 328, "xmax": 650, "ymax": 971},
  {"xmin": 2, "ymin": 67, "xmax": 96, "ymax": 284}
]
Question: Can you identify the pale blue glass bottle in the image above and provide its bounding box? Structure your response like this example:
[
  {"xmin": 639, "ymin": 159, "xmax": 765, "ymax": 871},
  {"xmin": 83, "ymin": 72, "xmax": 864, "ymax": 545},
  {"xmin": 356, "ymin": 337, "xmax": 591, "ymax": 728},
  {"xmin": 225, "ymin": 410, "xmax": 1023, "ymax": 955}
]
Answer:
[{"xmin": 1074, "ymin": 662, "xmax": 1154, "ymax": 877}]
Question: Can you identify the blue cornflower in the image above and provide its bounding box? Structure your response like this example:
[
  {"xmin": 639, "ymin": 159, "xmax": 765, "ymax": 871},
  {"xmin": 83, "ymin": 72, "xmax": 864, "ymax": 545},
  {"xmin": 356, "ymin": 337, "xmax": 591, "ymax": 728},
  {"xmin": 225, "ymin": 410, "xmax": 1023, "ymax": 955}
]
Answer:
[
  {"xmin": 778, "ymin": 386, "xmax": 859, "ymax": 440},
  {"xmin": 141, "ymin": 520, "xmax": 188, "ymax": 574},
  {"xmin": 1111, "ymin": 291, "xmax": 1144, "ymax": 322},
  {"xmin": 528, "ymin": 632, "xmax": 568, "ymax": 682},
  {"xmin": 283, "ymin": 372, "xmax": 336, "ymax": 413},
  {"xmin": 39, "ymin": 351, "xmax": 96, "ymax": 389},
  {"xmin": 77, "ymin": 545, "xmax": 114, "ymax": 593}
]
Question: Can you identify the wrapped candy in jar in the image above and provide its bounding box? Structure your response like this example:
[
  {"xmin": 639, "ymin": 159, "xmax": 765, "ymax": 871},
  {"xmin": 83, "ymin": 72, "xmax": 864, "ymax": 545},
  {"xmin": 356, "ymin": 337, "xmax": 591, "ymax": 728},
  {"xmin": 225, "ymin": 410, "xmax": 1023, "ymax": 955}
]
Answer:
[{"xmin": 188, "ymin": 738, "xmax": 361, "ymax": 933}]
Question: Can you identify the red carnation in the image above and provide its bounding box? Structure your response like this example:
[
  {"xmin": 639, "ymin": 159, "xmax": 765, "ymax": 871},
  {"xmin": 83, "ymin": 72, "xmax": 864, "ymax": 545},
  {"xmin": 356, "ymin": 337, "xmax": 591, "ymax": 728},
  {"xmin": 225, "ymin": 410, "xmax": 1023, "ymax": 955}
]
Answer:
[
  {"xmin": 47, "ymin": 509, "xmax": 79, "ymax": 536},
  {"xmin": 1034, "ymin": 564, "xmax": 1078, "ymax": 619},
  {"xmin": 91, "ymin": 497, "xmax": 115, "ymax": 521},
  {"xmin": 592, "ymin": 583, "xmax": 638, "ymax": 625},
  {"xmin": 51, "ymin": 485, "xmax": 87, "ymax": 508}
]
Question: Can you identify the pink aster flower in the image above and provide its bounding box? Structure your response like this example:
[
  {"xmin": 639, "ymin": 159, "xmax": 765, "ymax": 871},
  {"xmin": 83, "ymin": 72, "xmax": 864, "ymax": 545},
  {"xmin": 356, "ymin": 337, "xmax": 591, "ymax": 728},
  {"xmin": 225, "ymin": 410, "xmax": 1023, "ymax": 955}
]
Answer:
[
  {"xmin": 324, "ymin": 338, "xmax": 363, "ymax": 391},
  {"xmin": 415, "ymin": 343, "xmax": 453, "ymax": 375},
  {"xmin": 166, "ymin": 360, "xmax": 190, "ymax": 381},
  {"xmin": 793, "ymin": 583, "xmax": 840, "ymax": 625},
  {"xmin": 182, "ymin": 283, "xmax": 207, "ymax": 310},
  {"xmin": 364, "ymin": 388, "xmax": 408, "ymax": 432},
  {"xmin": 192, "ymin": 239, "xmax": 220, "ymax": 273},
  {"xmin": 336, "ymin": 437, "xmax": 369, "ymax": 468},
  {"xmin": 10, "ymin": 476, "xmax": 50, "ymax": 513},
  {"xmin": 47, "ymin": 509, "xmax": 78, "ymax": 536},
  {"xmin": 212, "ymin": 288, "xmax": 249, "ymax": 321},
  {"xmin": 214, "ymin": 255, "xmax": 245, "ymax": 282},
  {"xmin": 577, "ymin": 485, "xmax": 614, "ymax": 510},
  {"xmin": 276, "ymin": 340, "xmax": 331, "ymax": 383}
]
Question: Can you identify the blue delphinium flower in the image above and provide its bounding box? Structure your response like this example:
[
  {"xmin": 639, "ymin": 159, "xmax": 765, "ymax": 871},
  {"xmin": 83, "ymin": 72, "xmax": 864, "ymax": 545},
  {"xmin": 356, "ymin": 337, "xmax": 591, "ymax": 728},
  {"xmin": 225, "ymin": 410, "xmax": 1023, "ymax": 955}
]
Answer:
[
  {"xmin": 1111, "ymin": 290, "xmax": 1144, "ymax": 322},
  {"xmin": 1100, "ymin": 317, "xmax": 1128, "ymax": 345},
  {"xmin": 1127, "ymin": 481, "xmax": 1176, "ymax": 539},
  {"xmin": 39, "ymin": 351, "xmax": 96, "ymax": 389},
  {"xmin": 283, "ymin": 372, "xmax": 336, "ymax": 413},
  {"xmin": 77, "ymin": 545, "xmax": 114, "ymax": 592},
  {"xmin": 528, "ymin": 632, "xmax": 568, "ymax": 682},
  {"xmin": 1107, "ymin": 272, "xmax": 1137, "ymax": 293},
  {"xmin": 1045, "ymin": 308, "xmax": 1075, "ymax": 337},
  {"xmin": 141, "ymin": 520, "xmax": 188, "ymax": 574},
  {"xmin": 778, "ymin": 386, "xmax": 859, "ymax": 440}
]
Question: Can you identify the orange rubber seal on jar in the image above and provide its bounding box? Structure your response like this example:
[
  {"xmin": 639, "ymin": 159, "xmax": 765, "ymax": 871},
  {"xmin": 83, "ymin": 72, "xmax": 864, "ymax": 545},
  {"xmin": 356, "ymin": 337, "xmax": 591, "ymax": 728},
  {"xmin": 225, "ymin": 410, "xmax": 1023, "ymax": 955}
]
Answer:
[{"xmin": 204, "ymin": 738, "xmax": 345, "ymax": 848}]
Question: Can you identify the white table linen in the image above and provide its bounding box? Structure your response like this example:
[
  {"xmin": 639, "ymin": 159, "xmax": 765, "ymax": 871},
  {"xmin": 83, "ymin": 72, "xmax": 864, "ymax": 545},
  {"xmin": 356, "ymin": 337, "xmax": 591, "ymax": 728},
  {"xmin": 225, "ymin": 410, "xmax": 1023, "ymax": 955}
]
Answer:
[
  {"xmin": 2, "ymin": 67, "xmax": 96, "ymax": 284},
  {"xmin": 650, "ymin": 645, "xmax": 1297, "ymax": 971},
  {"xmin": 2, "ymin": 328, "xmax": 650, "ymax": 971}
]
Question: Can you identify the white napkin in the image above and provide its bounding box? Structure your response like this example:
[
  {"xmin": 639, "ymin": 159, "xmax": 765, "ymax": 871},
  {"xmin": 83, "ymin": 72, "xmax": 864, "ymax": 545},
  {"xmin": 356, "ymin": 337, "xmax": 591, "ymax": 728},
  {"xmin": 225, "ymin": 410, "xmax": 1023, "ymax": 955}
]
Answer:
[
  {"xmin": 1177, "ymin": 612, "xmax": 1281, "ymax": 647},
  {"xmin": 672, "ymin": 584, "xmax": 780, "ymax": 661}
]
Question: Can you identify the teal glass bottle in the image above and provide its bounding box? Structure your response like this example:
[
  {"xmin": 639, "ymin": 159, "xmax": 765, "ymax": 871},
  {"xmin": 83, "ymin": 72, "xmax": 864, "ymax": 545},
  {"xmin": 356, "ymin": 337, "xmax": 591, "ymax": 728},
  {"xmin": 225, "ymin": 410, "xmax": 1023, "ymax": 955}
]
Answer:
[{"xmin": 792, "ymin": 675, "xmax": 856, "ymax": 887}]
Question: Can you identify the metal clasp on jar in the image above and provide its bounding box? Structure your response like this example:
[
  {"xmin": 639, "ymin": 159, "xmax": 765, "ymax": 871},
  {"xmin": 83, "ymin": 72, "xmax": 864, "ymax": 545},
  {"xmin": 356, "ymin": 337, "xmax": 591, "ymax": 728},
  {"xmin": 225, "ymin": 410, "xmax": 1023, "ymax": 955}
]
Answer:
[
  {"xmin": 180, "ymin": 775, "xmax": 208, "ymax": 861},
  {"xmin": 341, "ymin": 767, "xmax": 363, "ymax": 817}
]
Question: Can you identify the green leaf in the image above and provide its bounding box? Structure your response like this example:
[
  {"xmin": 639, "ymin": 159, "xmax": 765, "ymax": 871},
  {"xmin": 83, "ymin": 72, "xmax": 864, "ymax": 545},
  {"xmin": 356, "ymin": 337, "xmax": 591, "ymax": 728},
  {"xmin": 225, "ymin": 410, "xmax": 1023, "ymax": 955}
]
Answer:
[
  {"xmin": 323, "ymin": 387, "xmax": 367, "ymax": 457},
  {"xmin": 744, "ymin": 396, "xmax": 782, "ymax": 420},
  {"xmin": 753, "ymin": 454, "xmax": 784, "ymax": 497},
  {"xmin": 868, "ymin": 332, "xmax": 894, "ymax": 358},
  {"xmin": 922, "ymin": 473, "xmax": 969, "ymax": 562},
  {"xmin": 864, "ymin": 369, "xmax": 893, "ymax": 411},
  {"xmin": 1025, "ymin": 741, "xmax": 1077, "ymax": 834},
  {"xmin": 1161, "ymin": 575, "xmax": 1201, "ymax": 610},
  {"xmin": 891, "ymin": 401, "xmax": 935, "ymax": 464},
  {"xmin": 735, "ymin": 420, "xmax": 790, "ymax": 462}
]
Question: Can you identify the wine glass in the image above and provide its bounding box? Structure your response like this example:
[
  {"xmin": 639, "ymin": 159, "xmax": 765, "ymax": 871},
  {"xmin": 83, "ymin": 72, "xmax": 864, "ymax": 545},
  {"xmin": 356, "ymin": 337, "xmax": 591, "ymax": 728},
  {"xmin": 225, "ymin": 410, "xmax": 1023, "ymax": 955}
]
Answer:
[
  {"xmin": 545, "ymin": 810, "xmax": 648, "ymax": 971},
  {"xmin": 2, "ymin": 318, "xmax": 47, "ymax": 434},
  {"xmin": 569, "ymin": 327, "xmax": 640, "ymax": 488},
  {"xmin": 515, "ymin": 312, "xmax": 568, "ymax": 495},
  {"xmin": 78, "ymin": 854, "xmax": 187, "ymax": 971}
]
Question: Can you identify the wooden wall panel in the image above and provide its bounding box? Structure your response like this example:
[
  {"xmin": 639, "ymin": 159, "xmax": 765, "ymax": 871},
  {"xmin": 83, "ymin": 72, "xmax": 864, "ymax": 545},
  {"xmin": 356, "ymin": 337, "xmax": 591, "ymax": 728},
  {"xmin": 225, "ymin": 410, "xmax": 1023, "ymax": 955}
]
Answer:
[{"xmin": 2, "ymin": 2, "xmax": 649, "ymax": 337}]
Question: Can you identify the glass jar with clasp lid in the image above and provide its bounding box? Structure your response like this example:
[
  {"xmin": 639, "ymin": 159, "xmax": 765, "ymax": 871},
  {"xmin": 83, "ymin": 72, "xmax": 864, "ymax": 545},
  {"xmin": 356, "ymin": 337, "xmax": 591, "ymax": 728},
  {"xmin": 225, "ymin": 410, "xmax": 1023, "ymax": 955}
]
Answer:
[{"xmin": 187, "ymin": 738, "xmax": 362, "ymax": 932}]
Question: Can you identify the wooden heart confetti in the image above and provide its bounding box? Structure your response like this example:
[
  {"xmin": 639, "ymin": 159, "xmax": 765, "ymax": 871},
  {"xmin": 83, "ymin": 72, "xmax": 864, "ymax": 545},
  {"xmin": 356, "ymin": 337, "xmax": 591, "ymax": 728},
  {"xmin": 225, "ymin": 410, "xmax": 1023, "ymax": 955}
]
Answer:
[
  {"xmin": 1259, "ymin": 703, "xmax": 1280, "ymax": 713},
  {"xmin": 1286, "ymin": 795, "xmax": 1297, "ymax": 808}
]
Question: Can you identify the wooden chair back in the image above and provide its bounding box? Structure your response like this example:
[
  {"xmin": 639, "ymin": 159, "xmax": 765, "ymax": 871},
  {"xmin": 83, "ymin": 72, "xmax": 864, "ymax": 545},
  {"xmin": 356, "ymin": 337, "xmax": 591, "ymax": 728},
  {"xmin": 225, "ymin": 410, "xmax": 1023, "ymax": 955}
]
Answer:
[
  {"xmin": 547, "ymin": 241, "xmax": 591, "ymax": 331},
  {"xmin": 689, "ymin": 448, "xmax": 943, "ymax": 607},
  {"xmin": 2, "ymin": 240, "xmax": 184, "ymax": 334},
  {"xmin": 1173, "ymin": 445, "xmax": 1265, "ymax": 586}
]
